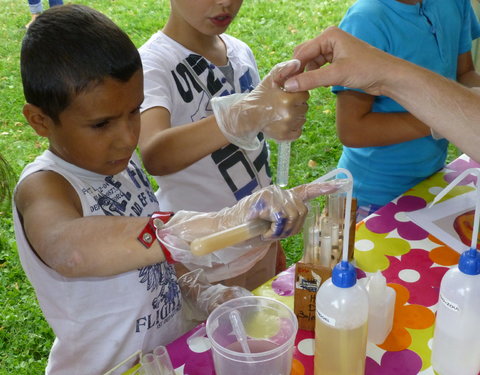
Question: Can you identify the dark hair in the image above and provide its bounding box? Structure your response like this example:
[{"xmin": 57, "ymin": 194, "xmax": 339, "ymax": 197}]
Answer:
[{"xmin": 20, "ymin": 4, "xmax": 142, "ymax": 122}]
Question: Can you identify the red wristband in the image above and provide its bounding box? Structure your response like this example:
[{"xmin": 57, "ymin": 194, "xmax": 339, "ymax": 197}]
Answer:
[{"xmin": 138, "ymin": 211, "xmax": 175, "ymax": 264}]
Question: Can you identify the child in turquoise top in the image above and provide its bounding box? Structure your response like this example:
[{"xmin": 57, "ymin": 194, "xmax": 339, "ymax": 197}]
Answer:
[{"xmin": 333, "ymin": 0, "xmax": 480, "ymax": 221}]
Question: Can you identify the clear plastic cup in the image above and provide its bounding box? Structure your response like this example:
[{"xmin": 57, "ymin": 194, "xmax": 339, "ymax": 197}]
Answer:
[{"xmin": 206, "ymin": 296, "xmax": 298, "ymax": 375}]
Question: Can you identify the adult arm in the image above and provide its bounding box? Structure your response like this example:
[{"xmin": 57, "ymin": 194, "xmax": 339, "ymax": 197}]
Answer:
[{"xmin": 284, "ymin": 27, "xmax": 480, "ymax": 161}]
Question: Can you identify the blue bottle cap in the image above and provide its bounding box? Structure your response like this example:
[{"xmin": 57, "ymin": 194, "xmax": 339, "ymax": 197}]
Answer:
[
  {"xmin": 459, "ymin": 248, "xmax": 480, "ymax": 275},
  {"xmin": 332, "ymin": 260, "xmax": 357, "ymax": 288}
]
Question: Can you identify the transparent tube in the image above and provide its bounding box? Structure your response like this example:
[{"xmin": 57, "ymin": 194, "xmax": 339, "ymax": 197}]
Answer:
[
  {"xmin": 152, "ymin": 346, "xmax": 175, "ymax": 375},
  {"xmin": 277, "ymin": 141, "xmax": 291, "ymax": 187},
  {"xmin": 140, "ymin": 353, "xmax": 161, "ymax": 375}
]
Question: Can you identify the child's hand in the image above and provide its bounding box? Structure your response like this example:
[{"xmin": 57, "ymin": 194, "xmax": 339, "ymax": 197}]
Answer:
[
  {"xmin": 211, "ymin": 60, "xmax": 309, "ymax": 150},
  {"xmin": 156, "ymin": 180, "xmax": 347, "ymax": 282},
  {"xmin": 227, "ymin": 184, "xmax": 308, "ymax": 239},
  {"xmin": 178, "ymin": 269, "xmax": 252, "ymax": 321}
]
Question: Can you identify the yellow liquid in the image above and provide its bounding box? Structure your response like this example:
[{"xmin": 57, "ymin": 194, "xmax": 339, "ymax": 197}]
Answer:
[{"xmin": 314, "ymin": 318, "xmax": 367, "ymax": 375}]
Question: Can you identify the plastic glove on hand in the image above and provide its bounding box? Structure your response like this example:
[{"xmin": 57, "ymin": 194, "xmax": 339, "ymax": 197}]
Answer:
[
  {"xmin": 224, "ymin": 184, "xmax": 309, "ymax": 240},
  {"xmin": 155, "ymin": 180, "xmax": 350, "ymax": 282},
  {"xmin": 211, "ymin": 59, "xmax": 309, "ymax": 150},
  {"xmin": 178, "ymin": 269, "xmax": 252, "ymax": 321}
]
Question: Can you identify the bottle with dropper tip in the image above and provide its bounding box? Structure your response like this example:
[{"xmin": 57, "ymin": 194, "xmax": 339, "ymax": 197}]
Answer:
[
  {"xmin": 429, "ymin": 167, "xmax": 480, "ymax": 375},
  {"xmin": 314, "ymin": 261, "xmax": 369, "ymax": 375},
  {"xmin": 431, "ymin": 248, "xmax": 480, "ymax": 375}
]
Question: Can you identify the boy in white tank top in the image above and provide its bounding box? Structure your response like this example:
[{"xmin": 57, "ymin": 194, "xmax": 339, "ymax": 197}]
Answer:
[{"xmin": 14, "ymin": 4, "xmax": 318, "ymax": 374}]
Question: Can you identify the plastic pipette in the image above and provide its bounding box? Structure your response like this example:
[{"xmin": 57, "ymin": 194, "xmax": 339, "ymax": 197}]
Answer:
[
  {"xmin": 277, "ymin": 141, "xmax": 291, "ymax": 187},
  {"xmin": 229, "ymin": 310, "xmax": 252, "ymax": 355}
]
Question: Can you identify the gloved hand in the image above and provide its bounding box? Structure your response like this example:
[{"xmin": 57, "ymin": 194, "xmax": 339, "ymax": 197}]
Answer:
[
  {"xmin": 211, "ymin": 59, "xmax": 309, "ymax": 150},
  {"xmin": 178, "ymin": 268, "xmax": 252, "ymax": 323},
  {"xmin": 157, "ymin": 179, "xmax": 349, "ymax": 282}
]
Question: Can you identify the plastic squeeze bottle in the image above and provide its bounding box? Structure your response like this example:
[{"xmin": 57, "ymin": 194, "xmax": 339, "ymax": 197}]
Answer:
[
  {"xmin": 431, "ymin": 248, "xmax": 480, "ymax": 375},
  {"xmin": 314, "ymin": 261, "xmax": 369, "ymax": 375},
  {"xmin": 365, "ymin": 271, "xmax": 395, "ymax": 345}
]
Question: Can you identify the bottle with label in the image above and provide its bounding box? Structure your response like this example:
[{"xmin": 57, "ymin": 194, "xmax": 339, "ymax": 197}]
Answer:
[
  {"xmin": 431, "ymin": 248, "xmax": 480, "ymax": 375},
  {"xmin": 365, "ymin": 271, "xmax": 395, "ymax": 345},
  {"xmin": 315, "ymin": 261, "xmax": 369, "ymax": 375}
]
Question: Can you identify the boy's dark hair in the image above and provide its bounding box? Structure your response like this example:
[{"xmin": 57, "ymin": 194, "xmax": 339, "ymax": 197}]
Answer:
[{"xmin": 21, "ymin": 4, "xmax": 142, "ymax": 122}]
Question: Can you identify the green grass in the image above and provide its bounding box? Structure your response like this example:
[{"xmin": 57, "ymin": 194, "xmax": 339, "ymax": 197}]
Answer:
[{"xmin": 0, "ymin": 0, "xmax": 460, "ymax": 372}]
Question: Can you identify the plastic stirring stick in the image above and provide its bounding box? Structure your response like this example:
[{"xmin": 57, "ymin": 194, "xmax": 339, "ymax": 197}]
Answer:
[
  {"xmin": 190, "ymin": 219, "xmax": 271, "ymax": 256},
  {"xmin": 277, "ymin": 141, "xmax": 291, "ymax": 187},
  {"xmin": 229, "ymin": 310, "xmax": 252, "ymax": 354}
]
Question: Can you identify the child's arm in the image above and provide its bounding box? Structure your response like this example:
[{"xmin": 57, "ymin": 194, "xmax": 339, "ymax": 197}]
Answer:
[
  {"xmin": 457, "ymin": 51, "xmax": 480, "ymax": 88},
  {"xmin": 139, "ymin": 107, "xmax": 229, "ymax": 176},
  {"xmin": 16, "ymin": 169, "xmax": 325, "ymax": 279},
  {"xmin": 139, "ymin": 60, "xmax": 309, "ymax": 176},
  {"xmin": 284, "ymin": 27, "xmax": 480, "ymax": 160},
  {"xmin": 15, "ymin": 170, "xmax": 167, "ymax": 277},
  {"xmin": 335, "ymin": 90, "xmax": 431, "ymax": 148}
]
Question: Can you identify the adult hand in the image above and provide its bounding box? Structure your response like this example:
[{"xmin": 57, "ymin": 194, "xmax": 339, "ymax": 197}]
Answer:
[
  {"xmin": 284, "ymin": 26, "xmax": 397, "ymax": 97},
  {"xmin": 211, "ymin": 59, "xmax": 309, "ymax": 150}
]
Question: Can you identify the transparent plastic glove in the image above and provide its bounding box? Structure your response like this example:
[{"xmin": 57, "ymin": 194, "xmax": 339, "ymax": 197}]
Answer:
[
  {"xmin": 157, "ymin": 180, "xmax": 348, "ymax": 282},
  {"xmin": 430, "ymin": 128, "xmax": 445, "ymax": 140},
  {"xmin": 211, "ymin": 59, "xmax": 309, "ymax": 150},
  {"xmin": 178, "ymin": 269, "xmax": 252, "ymax": 322}
]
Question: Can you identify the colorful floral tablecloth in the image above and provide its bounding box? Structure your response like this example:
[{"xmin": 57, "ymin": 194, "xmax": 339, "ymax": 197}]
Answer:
[{"xmin": 163, "ymin": 154, "xmax": 480, "ymax": 375}]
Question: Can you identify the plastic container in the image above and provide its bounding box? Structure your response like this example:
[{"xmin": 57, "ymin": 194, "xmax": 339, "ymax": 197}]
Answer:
[
  {"xmin": 431, "ymin": 248, "xmax": 480, "ymax": 375},
  {"xmin": 206, "ymin": 296, "xmax": 298, "ymax": 375},
  {"xmin": 315, "ymin": 261, "xmax": 369, "ymax": 375},
  {"xmin": 365, "ymin": 271, "xmax": 395, "ymax": 345}
]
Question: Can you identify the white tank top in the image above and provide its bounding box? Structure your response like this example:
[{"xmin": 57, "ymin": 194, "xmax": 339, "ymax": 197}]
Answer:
[{"xmin": 13, "ymin": 150, "xmax": 184, "ymax": 375}]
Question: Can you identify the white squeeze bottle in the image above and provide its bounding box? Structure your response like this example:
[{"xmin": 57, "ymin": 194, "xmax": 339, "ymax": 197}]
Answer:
[
  {"xmin": 431, "ymin": 248, "xmax": 480, "ymax": 375},
  {"xmin": 315, "ymin": 261, "xmax": 369, "ymax": 375},
  {"xmin": 365, "ymin": 271, "xmax": 395, "ymax": 345}
]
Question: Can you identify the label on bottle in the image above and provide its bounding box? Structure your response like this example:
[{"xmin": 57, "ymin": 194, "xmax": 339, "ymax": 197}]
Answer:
[
  {"xmin": 296, "ymin": 271, "xmax": 322, "ymax": 292},
  {"xmin": 439, "ymin": 293, "xmax": 460, "ymax": 312},
  {"xmin": 316, "ymin": 309, "xmax": 336, "ymax": 327}
]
